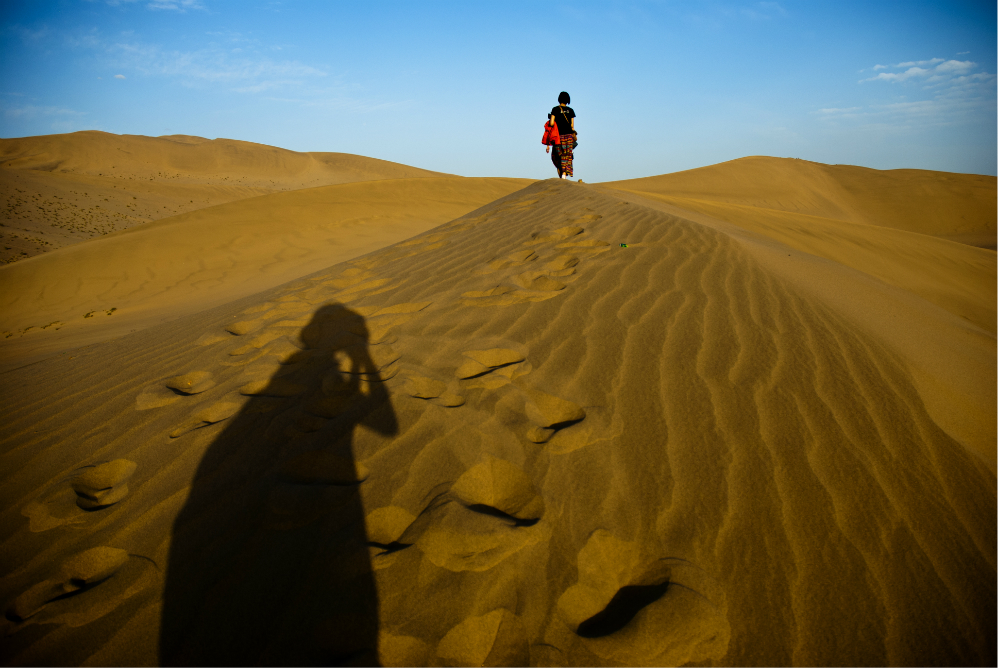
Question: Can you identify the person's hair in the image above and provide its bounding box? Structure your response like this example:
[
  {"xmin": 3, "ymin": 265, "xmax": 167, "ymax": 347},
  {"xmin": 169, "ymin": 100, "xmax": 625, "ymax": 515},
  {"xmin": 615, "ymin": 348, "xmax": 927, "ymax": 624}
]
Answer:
[{"xmin": 558, "ymin": 91, "xmax": 570, "ymax": 105}]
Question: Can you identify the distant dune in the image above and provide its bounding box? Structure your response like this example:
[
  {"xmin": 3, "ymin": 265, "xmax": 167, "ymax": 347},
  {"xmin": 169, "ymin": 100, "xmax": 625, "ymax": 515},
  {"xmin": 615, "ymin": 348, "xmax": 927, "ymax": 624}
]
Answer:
[
  {"xmin": 0, "ymin": 131, "xmax": 449, "ymax": 263},
  {"xmin": 0, "ymin": 147, "xmax": 993, "ymax": 667},
  {"xmin": 606, "ymin": 156, "xmax": 996, "ymax": 244}
]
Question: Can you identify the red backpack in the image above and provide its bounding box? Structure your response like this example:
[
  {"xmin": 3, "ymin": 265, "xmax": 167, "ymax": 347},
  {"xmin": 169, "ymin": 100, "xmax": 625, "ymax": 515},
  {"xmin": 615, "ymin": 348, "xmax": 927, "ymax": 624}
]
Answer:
[{"xmin": 542, "ymin": 120, "xmax": 560, "ymax": 146}]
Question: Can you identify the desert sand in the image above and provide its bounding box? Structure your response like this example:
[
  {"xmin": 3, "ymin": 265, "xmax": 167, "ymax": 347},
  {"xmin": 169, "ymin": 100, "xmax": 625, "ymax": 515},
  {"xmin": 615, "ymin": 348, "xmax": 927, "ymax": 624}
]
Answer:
[
  {"xmin": 0, "ymin": 131, "xmax": 449, "ymax": 264},
  {"xmin": 0, "ymin": 139, "xmax": 994, "ymax": 667}
]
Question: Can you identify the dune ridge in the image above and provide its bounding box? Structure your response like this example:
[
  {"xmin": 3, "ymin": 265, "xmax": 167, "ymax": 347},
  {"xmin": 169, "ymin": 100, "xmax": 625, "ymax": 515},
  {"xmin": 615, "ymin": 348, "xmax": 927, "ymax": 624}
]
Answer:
[
  {"xmin": 1, "ymin": 131, "xmax": 449, "ymax": 264},
  {"xmin": 0, "ymin": 179, "xmax": 993, "ymax": 666}
]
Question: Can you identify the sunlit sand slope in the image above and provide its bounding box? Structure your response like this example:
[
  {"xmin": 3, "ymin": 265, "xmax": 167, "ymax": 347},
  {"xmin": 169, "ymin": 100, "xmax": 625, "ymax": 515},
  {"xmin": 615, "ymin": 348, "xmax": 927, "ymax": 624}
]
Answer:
[
  {"xmin": 0, "ymin": 180, "xmax": 993, "ymax": 666},
  {"xmin": 603, "ymin": 158, "xmax": 997, "ymax": 334},
  {"xmin": 604, "ymin": 156, "xmax": 996, "ymax": 240},
  {"xmin": 0, "ymin": 131, "xmax": 448, "ymax": 262},
  {"xmin": 0, "ymin": 176, "xmax": 532, "ymax": 371}
]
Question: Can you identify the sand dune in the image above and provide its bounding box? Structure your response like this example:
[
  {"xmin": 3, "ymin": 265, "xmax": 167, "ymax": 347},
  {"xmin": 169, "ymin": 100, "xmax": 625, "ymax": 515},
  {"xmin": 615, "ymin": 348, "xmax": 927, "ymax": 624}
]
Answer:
[
  {"xmin": 0, "ymin": 174, "xmax": 993, "ymax": 666},
  {"xmin": 1, "ymin": 131, "xmax": 448, "ymax": 264},
  {"xmin": 0, "ymin": 176, "xmax": 532, "ymax": 372},
  {"xmin": 606, "ymin": 156, "xmax": 997, "ymax": 243},
  {"xmin": 604, "ymin": 158, "xmax": 997, "ymax": 335}
]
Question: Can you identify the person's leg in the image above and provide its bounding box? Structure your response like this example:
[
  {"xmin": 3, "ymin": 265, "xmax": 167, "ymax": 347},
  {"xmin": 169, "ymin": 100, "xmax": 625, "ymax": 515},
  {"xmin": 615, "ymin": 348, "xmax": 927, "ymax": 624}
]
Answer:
[
  {"xmin": 560, "ymin": 138, "xmax": 573, "ymax": 178},
  {"xmin": 551, "ymin": 146, "xmax": 562, "ymax": 177}
]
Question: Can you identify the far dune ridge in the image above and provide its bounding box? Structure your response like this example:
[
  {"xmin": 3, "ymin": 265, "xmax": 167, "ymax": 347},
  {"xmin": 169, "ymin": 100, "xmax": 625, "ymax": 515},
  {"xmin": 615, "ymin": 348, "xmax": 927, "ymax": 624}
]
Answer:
[
  {"xmin": 0, "ymin": 131, "xmax": 449, "ymax": 263},
  {"xmin": 0, "ymin": 177, "xmax": 993, "ymax": 666},
  {"xmin": 605, "ymin": 156, "xmax": 996, "ymax": 243}
]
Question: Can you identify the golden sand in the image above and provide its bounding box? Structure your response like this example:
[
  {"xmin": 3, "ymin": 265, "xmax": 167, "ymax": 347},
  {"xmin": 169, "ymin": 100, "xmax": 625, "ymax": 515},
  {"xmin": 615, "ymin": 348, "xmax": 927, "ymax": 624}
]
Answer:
[
  {"xmin": 0, "ymin": 131, "xmax": 449, "ymax": 264},
  {"xmin": 0, "ymin": 141, "xmax": 994, "ymax": 666}
]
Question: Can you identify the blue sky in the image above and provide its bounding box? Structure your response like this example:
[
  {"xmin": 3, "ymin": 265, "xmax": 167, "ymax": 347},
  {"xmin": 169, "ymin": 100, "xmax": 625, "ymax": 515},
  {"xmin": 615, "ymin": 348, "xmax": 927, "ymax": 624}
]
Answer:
[{"xmin": 1, "ymin": 0, "xmax": 995, "ymax": 180}]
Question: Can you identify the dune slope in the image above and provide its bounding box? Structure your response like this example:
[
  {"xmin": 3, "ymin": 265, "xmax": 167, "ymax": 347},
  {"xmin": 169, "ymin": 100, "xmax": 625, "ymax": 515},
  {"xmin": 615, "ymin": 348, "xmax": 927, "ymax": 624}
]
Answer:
[
  {"xmin": 604, "ymin": 156, "xmax": 996, "ymax": 242},
  {"xmin": 0, "ymin": 131, "xmax": 449, "ymax": 263},
  {"xmin": 603, "ymin": 158, "xmax": 997, "ymax": 334},
  {"xmin": 0, "ymin": 180, "xmax": 993, "ymax": 666},
  {"xmin": 0, "ymin": 176, "xmax": 533, "ymax": 372}
]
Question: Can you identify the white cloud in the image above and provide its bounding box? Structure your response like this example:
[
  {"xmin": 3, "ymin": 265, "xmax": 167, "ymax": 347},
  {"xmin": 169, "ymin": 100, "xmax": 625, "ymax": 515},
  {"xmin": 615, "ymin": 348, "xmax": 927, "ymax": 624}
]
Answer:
[
  {"xmin": 861, "ymin": 59, "xmax": 981, "ymax": 84},
  {"xmin": 864, "ymin": 66, "xmax": 930, "ymax": 82},
  {"xmin": 114, "ymin": 73, "xmax": 126, "ymax": 79},
  {"xmin": 822, "ymin": 56, "xmax": 995, "ymax": 131},
  {"xmin": 813, "ymin": 58, "xmax": 998, "ymax": 131},
  {"xmin": 934, "ymin": 59, "xmax": 973, "ymax": 73},
  {"xmin": 896, "ymin": 58, "xmax": 943, "ymax": 68},
  {"xmin": 873, "ymin": 64, "xmax": 887, "ymax": 71}
]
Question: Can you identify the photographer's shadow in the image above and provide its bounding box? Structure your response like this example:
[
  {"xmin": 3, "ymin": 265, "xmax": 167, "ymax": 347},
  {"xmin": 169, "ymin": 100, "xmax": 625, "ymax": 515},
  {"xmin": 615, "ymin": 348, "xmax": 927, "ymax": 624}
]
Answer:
[{"xmin": 160, "ymin": 303, "xmax": 398, "ymax": 666}]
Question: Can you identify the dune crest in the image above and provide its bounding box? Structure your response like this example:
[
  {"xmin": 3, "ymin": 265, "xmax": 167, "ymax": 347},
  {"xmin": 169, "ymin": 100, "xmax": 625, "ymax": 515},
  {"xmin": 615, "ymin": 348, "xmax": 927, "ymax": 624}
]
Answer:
[{"xmin": 0, "ymin": 178, "xmax": 993, "ymax": 666}]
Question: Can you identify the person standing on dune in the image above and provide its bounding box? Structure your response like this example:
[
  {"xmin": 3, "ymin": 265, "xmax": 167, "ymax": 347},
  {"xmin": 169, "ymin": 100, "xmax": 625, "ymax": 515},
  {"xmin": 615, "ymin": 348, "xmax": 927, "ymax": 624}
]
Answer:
[{"xmin": 546, "ymin": 91, "xmax": 576, "ymax": 179}]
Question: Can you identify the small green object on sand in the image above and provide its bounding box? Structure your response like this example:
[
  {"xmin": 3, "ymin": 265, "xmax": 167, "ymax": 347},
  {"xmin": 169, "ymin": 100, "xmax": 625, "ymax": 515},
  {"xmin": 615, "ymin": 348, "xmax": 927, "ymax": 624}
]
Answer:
[{"xmin": 620, "ymin": 243, "xmax": 628, "ymax": 248}]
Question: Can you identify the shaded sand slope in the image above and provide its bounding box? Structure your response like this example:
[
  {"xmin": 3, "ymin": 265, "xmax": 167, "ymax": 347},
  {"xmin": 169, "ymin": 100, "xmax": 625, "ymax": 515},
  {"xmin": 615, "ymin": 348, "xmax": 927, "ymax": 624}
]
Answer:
[
  {"xmin": 0, "ymin": 176, "xmax": 532, "ymax": 372},
  {"xmin": 0, "ymin": 131, "xmax": 448, "ymax": 263},
  {"xmin": 0, "ymin": 180, "xmax": 994, "ymax": 666},
  {"xmin": 603, "ymin": 158, "xmax": 997, "ymax": 334}
]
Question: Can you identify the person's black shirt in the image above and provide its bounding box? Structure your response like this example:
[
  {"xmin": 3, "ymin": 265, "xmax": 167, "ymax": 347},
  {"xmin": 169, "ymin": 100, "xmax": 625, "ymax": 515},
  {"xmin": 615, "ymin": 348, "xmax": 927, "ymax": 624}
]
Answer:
[{"xmin": 550, "ymin": 105, "xmax": 576, "ymax": 135}]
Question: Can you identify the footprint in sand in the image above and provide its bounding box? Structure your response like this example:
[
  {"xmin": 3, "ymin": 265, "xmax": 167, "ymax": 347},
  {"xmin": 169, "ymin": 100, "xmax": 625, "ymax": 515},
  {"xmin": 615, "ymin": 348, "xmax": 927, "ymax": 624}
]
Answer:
[
  {"xmin": 164, "ymin": 371, "xmax": 215, "ymax": 394},
  {"xmin": 194, "ymin": 331, "xmax": 230, "ymax": 347},
  {"xmin": 474, "ymin": 249, "xmax": 537, "ymax": 275},
  {"xmin": 514, "ymin": 272, "xmax": 567, "ymax": 292},
  {"xmin": 402, "ymin": 374, "xmax": 464, "ymax": 407},
  {"xmin": 555, "ymin": 237, "xmax": 612, "ymax": 258},
  {"xmin": 70, "ymin": 459, "xmax": 137, "ymax": 510},
  {"xmin": 169, "ymin": 396, "xmax": 244, "ymax": 438},
  {"xmin": 228, "ymin": 328, "xmax": 297, "ymax": 356},
  {"xmin": 459, "ymin": 282, "xmax": 568, "ymax": 308},
  {"xmin": 6, "ymin": 547, "xmax": 129, "ymax": 622},
  {"xmin": 135, "ymin": 371, "xmax": 216, "ymax": 410},
  {"xmin": 522, "ymin": 225, "xmax": 584, "ymax": 246},
  {"xmin": 555, "ymin": 531, "xmax": 730, "ymax": 665},
  {"xmin": 135, "ymin": 384, "xmax": 183, "ymax": 410},
  {"xmin": 545, "ymin": 254, "xmax": 581, "ymax": 272},
  {"xmin": 365, "ymin": 506, "xmax": 417, "ymax": 548},
  {"xmin": 408, "ymin": 458, "xmax": 548, "ymax": 573},
  {"xmin": 455, "ymin": 348, "xmax": 532, "ymax": 389},
  {"xmin": 518, "ymin": 386, "xmax": 586, "ymax": 444}
]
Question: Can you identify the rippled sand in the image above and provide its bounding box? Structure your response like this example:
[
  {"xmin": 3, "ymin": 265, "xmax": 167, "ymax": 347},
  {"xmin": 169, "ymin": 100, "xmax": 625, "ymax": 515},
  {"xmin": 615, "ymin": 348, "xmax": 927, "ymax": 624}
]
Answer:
[{"xmin": 0, "ymin": 154, "xmax": 994, "ymax": 666}]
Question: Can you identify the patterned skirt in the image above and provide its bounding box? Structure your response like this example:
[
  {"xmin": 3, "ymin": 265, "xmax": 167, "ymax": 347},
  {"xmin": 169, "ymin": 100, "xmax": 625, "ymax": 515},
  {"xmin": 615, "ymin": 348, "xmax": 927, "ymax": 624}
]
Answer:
[{"xmin": 558, "ymin": 134, "xmax": 574, "ymax": 177}]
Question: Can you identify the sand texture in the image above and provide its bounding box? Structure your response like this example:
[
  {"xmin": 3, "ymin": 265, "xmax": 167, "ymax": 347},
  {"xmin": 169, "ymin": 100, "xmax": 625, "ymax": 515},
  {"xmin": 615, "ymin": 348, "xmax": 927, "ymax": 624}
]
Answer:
[
  {"xmin": 0, "ymin": 160, "xmax": 995, "ymax": 666},
  {"xmin": 0, "ymin": 176, "xmax": 532, "ymax": 371},
  {"xmin": 0, "ymin": 131, "xmax": 450, "ymax": 264}
]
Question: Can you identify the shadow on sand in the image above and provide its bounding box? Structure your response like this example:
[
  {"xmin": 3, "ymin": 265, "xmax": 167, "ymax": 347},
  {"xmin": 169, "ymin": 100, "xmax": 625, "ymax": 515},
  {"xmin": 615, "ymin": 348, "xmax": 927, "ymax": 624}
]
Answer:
[{"xmin": 160, "ymin": 303, "xmax": 398, "ymax": 666}]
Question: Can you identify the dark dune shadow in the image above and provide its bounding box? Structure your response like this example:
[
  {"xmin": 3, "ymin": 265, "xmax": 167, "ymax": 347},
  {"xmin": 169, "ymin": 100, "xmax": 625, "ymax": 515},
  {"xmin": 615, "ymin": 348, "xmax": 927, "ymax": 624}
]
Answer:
[{"xmin": 160, "ymin": 303, "xmax": 398, "ymax": 666}]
